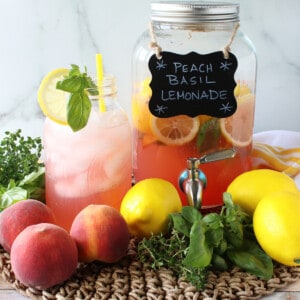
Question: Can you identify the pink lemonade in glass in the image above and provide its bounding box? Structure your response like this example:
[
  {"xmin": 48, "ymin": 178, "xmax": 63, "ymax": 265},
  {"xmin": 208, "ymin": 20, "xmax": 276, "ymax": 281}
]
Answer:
[{"xmin": 44, "ymin": 84, "xmax": 132, "ymax": 231}]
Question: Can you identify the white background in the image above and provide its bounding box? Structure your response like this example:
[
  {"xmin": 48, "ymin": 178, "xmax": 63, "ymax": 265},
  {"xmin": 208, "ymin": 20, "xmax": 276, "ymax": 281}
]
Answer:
[{"xmin": 0, "ymin": 0, "xmax": 299, "ymax": 138}]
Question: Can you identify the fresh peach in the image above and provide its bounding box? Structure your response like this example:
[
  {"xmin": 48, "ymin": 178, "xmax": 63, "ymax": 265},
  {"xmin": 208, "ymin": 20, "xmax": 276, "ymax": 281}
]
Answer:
[
  {"xmin": 11, "ymin": 223, "xmax": 78, "ymax": 290},
  {"xmin": 0, "ymin": 199, "xmax": 55, "ymax": 253},
  {"xmin": 70, "ymin": 204, "xmax": 130, "ymax": 263}
]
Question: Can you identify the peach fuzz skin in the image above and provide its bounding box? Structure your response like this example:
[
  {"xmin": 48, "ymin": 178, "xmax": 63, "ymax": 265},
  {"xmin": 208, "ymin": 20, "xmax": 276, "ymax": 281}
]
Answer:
[
  {"xmin": 0, "ymin": 199, "xmax": 55, "ymax": 253},
  {"xmin": 70, "ymin": 204, "xmax": 130, "ymax": 263},
  {"xmin": 10, "ymin": 223, "xmax": 78, "ymax": 290}
]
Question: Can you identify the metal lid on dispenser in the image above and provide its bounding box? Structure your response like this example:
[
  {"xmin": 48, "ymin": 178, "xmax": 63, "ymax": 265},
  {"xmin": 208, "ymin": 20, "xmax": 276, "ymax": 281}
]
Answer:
[{"xmin": 151, "ymin": 1, "xmax": 240, "ymax": 23}]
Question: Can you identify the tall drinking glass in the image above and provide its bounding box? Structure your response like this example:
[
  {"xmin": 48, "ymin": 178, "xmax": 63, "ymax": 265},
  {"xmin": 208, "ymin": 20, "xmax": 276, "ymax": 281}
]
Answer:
[{"xmin": 44, "ymin": 76, "xmax": 132, "ymax": 231}]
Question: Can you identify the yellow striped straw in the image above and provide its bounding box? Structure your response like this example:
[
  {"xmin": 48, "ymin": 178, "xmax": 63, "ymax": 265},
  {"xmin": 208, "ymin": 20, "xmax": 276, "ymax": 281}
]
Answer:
[{"xmin": 96, "ymin": 53, "xmax": 106, "ymax": 112}]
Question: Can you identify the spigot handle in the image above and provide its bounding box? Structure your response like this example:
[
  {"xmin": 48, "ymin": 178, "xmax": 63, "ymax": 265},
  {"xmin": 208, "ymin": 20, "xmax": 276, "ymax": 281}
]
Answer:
[{"xmin": 199, "ymin": 148, "xmax": 236, "ymax": 164}]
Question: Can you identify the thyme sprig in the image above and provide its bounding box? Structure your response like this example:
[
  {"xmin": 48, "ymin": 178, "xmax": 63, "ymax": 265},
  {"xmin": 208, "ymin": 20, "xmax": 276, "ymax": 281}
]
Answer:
[
  {"xmin": 138, "ymin": 229, "xmax": 208, "ymax": 290},
  {"xmin": 0, "ymin": 129, "xmax": 45, "ymax": 210},
  {"xmin": 0, "ymin": 129, "xmax": 43, "ymax": 186}
]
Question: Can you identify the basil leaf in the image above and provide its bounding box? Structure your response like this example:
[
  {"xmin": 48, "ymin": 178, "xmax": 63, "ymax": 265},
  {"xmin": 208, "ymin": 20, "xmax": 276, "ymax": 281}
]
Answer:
[
  {"xmin": 56, "ymin": 76, "xmax": 84, "ymax": 93},
  {"xmin": 169, "ymin": 212, "xmax": 191, "ymax": 237},
  {"xmin": 206, "ymin": 227, "xmax": 224, "ymax": 248},
  {"xmin": 215, "ymin": 238, "xmax": 228, "ymax": 255},
  {"xmin": 203, "ymin": 211, "xmax": 224, "ymax": 248},
  {"xmin": 1, "ymin": 187, "xmax": 27, "ymax": 211},
  {"xmin": 223, "ymin": 192, "xmax": 235, "ymax": 208},
  {"xmin": 226, "ymin": 247, "xmax": 273, "ymax": 280},
  {"xmin": 181, "ymin": 206, "xmax": 202, "ymax": 224},
  {"xmin": 226, "ymin": 239, "xmax": 273, "ymax": 279},
  {"xmin": 69, "ymin": 64, "xmax": 81, "ymax": 77},
  {"xmin": 19, "ymin": 166, "xmax": 45, "ymax": 201},
  {"xmin": 203, "ymin": 212, "xmax": 222, "ymax": 229},
  {"xmin": 84, "ymin": 76, "xmax": 97, "ymax": 89},
  {"xmin": 183, "ymin": 219, "xmax": 212, "ymax": 268},
  {"xmin": 212, "ymin": 253, "xmax": 228, "ymax": 271},
  {"xmin": 19, "ymin": 166, "xmax": 45, "ymax": 186},
  {"xmin": 67, "ymin": 92, "xmax": 92, "ymax": 132},
  {"xmin": 196, "ymin": 118, "xmax": 220, "ymax": 152},
  {"xmin": 224, "ymin": 221, "xmax": 244, "ymax": 248}
]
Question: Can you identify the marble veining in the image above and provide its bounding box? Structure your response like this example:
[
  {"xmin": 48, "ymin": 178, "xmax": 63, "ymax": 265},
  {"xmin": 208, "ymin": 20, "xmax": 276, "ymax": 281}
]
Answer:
[{"xmin": 0, "ymin": 0, "xmax": 300, "ymax": 140}]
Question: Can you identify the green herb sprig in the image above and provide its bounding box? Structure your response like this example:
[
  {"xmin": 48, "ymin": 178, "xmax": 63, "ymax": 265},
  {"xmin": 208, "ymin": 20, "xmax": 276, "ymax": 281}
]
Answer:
[
  {"xmin": 0, "ymin": 129, "xmax": 45, "ymax": 210},
  {"xmin": 196, "ymin": 117, "xmax": 220, "ymax": 152},
  {"xmin": 138, "ymin": 193, "xmax": 273, "ymax": 290},
  {"xmin": 56, "ymin": 64, "xmax": 96, "ymax": 132},
  {"xmin": 0, "ymin": 129, "xmax": 43, "ymax": 185},
  {"xmin": 138, "ymin": 229, "xmax": 208, "ymax": 290}
]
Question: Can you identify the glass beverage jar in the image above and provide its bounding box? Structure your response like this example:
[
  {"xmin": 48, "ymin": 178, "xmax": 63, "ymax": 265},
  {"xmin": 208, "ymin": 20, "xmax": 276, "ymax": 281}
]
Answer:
[
  {"xmin": 132, "ymin": 2, "xmax": 256, "ymax": 208},
  {"xmin": 44, "ymin": 77, "xmax": 132, "ymax": 230}
]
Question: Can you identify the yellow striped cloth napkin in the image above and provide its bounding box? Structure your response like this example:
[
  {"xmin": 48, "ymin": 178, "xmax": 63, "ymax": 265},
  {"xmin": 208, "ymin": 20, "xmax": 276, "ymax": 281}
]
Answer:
[
  {"xmin": 252, "ymin": 143, "xmax": 300, "ymax": 178},
  {"xmin": 252, "ymin": 131, "xmax": 300, "ymax": 181}
]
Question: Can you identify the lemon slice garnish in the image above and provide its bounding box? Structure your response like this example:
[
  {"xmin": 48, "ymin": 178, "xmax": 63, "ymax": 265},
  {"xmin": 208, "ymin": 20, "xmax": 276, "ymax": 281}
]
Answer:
[
  {"xmin": 38, "ymin": 68, "xmax": 69, "ymax": 125},
  {"xmin": 150, "ymin": 115, "xmax": 200, "ymax": 146},
  {"xmin": 220, "ymin": 93, "xmax": 255, "ymax": 147}
]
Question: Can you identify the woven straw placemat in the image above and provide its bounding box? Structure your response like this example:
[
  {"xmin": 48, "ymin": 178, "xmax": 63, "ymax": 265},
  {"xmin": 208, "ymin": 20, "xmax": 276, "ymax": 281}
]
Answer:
[{"xmin": 1, "ymin": 238, "xmax": 300, "ymax": 300}]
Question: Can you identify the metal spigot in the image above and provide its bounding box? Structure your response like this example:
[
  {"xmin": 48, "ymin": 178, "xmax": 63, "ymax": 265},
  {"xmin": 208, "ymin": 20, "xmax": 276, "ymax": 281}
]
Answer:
[
  {"xmin": 179, "ymin": 158, "xmax": 206, "ymax": 209},
  {"xmin": 179, "ymin": 148, "xmax": 236, "ymax": 209}
]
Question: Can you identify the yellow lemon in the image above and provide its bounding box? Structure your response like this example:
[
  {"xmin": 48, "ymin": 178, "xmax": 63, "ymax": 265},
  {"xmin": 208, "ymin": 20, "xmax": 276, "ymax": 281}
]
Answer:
[
  {"xmin": 234, "ymin": 81, "xmax": 252, "ymax": 98},
  {"xmin": 227, "ymin": 169, "xmax": 299, "ymax": 216},
  {"xmin": 38, "ymin": 68, "xmax": 69, "ymax": 125},
  {"xmin": 131, "ymin": 95, "xmax": 152, "ymax": 134},
  {"xmin": 253, "ymin": 190, "xmax": 300, "ymax": 266},
  {"xmin": 140, "ymin": 77, "xmax": 152, "ymax": 96},
  {"xmin": 131, "ymin": 78, "xmax": 153, "ymax": 134},
  {"xmin": 120, "ymin": 178, "xmax": 182, "ymax": 238}
]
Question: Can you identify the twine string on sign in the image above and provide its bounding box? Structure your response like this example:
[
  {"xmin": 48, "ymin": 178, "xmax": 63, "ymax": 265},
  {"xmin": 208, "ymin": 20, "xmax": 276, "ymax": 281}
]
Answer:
[
  {"xmin": 149, "ymin": 22, "xmax": 162, "ymax": 59},
  {"xmin": 222, "ymin": 23, "xmax": 240, "ymax": 59}
]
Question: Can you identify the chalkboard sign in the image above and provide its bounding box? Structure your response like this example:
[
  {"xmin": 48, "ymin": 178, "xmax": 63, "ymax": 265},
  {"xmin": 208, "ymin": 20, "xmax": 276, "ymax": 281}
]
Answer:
[{"xmin": 148, "ymin": 51, "xmax": 238, "ymax": 118}]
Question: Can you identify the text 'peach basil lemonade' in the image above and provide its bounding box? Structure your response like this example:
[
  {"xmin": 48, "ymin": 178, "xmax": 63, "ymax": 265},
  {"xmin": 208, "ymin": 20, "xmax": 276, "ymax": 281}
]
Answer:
[
  {"xmin": 132, "ymin": 2, "xmax": 257, "ymax": 207},
  {"xmin": 38, "ymin": 65, "xmax": 132, "ymax": 231}
]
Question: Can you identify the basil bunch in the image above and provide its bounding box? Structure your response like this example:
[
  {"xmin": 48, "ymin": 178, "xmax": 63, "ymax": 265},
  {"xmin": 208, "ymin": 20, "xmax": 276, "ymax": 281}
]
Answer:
[{"xmin": 138, "ymin": 193, "xmax": 273, "ymax": 290}]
